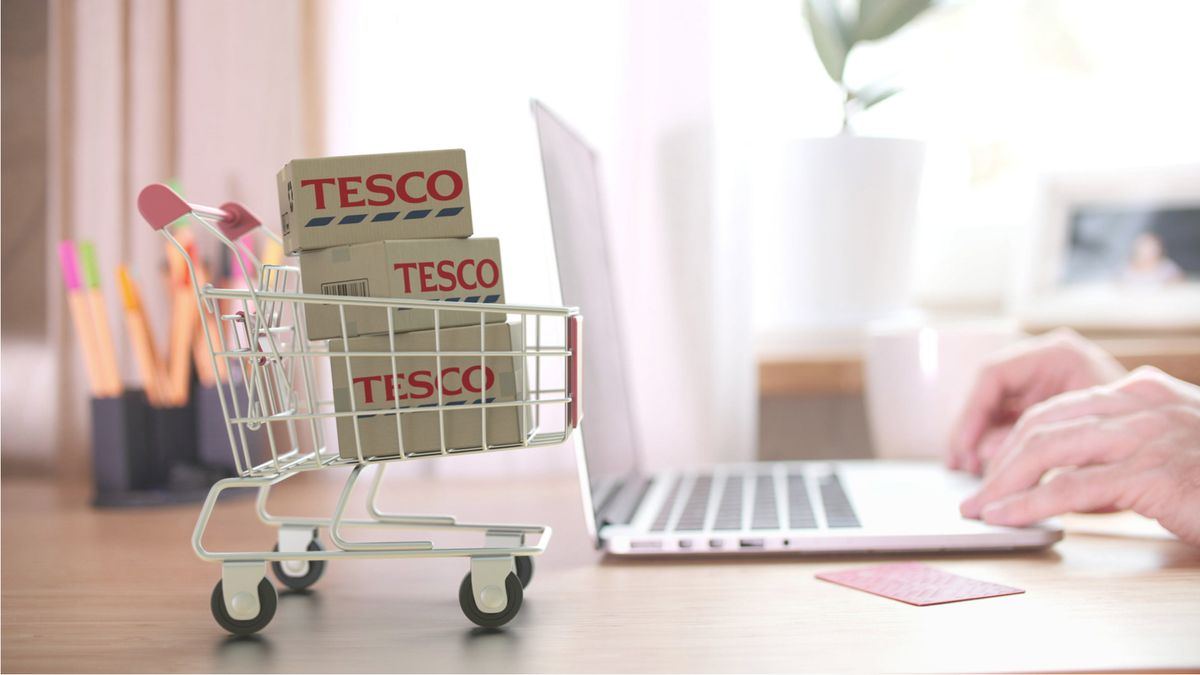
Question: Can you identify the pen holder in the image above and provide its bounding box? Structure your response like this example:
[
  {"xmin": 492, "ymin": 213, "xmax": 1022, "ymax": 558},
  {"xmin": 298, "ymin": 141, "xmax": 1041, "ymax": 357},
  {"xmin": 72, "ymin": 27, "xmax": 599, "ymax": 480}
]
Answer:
[
  {"xmin": 90, "ymin": 391, "xmax": 152, "ymax": 501},
  {"xmin": 151, "ymin": 403, "xmax": 198, "ymax": 476},
  {"xmin": 89, "ymin": 386, "xmax": 243, "ymax": 507}
]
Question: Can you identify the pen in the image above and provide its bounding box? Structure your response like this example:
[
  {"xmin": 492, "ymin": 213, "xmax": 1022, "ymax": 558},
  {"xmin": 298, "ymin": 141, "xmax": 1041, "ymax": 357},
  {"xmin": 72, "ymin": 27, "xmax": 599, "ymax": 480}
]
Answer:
[
  {"xmin": 78, "ymin": 242, "xmax": 123, "ymax": 397},
  {"xmin": 117, "ymin": 265, "xmax": 166, "ymax": 405},
  {"xmin": 59, "ymin": 241, "xmax": 110, "ymax": 397}
]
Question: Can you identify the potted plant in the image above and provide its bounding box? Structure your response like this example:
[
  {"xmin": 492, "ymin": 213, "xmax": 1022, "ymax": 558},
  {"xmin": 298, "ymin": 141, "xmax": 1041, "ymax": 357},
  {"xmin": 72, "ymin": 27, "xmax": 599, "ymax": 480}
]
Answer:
[{"xmin": 780, "ymin": 0, "xmax": 933, "ymax": 334}]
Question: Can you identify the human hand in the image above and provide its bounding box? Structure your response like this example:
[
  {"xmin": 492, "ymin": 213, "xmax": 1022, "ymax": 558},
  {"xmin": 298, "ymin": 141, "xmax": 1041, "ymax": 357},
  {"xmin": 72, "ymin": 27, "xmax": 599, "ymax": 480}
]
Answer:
[
  {"xmin": 959, "ymin": 367, "xmax": 1200, "ymax": 546},
  {"xmin": 948, "ymin": 328, "xmax": 1126, "ymax": 475}
]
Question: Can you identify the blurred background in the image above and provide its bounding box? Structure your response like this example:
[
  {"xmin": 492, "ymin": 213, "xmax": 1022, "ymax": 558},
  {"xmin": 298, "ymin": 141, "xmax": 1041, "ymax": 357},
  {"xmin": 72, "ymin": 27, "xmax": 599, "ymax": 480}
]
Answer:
[{"xmin": 3, "ymin": 0, "xmax": 1199, "ymax": 484}]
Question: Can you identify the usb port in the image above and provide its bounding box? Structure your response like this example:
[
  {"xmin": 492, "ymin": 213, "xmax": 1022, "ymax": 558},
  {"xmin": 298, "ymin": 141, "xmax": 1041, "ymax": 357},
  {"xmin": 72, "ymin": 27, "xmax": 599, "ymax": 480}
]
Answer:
[
  {"xmin": 629, "ymin": 540, "xmax": 663, "ymax": 551},
  {"xmin": 739, "ymin": 538, "xmax": 765, "ymax": 549}
]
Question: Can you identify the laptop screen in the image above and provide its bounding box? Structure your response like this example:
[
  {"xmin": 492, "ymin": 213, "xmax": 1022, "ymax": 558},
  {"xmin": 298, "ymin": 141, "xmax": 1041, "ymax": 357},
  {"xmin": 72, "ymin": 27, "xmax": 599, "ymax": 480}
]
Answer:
[{"xmin": 532, "ymin": 100, "xmax": 640, "ymax": 509}]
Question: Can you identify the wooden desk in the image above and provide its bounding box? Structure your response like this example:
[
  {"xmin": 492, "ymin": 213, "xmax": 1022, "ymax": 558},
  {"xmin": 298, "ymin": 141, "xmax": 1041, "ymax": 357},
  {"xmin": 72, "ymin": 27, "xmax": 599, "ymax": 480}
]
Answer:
[
  {"xmin": 759, "ymin": 335, "xmax": 1200, "ymax": 397},
  {"xmin": 4, "ymin": 471, "xmax": 1199, "ymax": 673}
]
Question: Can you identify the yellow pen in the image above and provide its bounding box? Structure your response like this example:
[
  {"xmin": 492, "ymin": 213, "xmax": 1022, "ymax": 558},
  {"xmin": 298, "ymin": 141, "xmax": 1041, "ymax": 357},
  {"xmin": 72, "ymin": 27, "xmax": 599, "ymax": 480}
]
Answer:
[{"xmin": 117, "ymin": 265, "xmax": 166, "ymax": 405}]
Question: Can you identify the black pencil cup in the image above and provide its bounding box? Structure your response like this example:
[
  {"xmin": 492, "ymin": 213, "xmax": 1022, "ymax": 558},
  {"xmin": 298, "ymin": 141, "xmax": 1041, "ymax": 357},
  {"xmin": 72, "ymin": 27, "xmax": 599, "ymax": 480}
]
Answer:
[
  {"xmin": 90, "ymin": 391, "xmax": 152, "ymax": 499},
  {"xmin": 89, "ymin": 387, "xmax": 234, "ymax": 507}
]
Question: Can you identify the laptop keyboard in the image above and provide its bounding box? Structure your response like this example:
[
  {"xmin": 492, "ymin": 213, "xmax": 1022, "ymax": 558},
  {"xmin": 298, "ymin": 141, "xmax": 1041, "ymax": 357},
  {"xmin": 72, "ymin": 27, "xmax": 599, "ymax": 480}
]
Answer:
[{"xmin": 649, "ymin": 468, "xmax": 860, "ymax": 532}]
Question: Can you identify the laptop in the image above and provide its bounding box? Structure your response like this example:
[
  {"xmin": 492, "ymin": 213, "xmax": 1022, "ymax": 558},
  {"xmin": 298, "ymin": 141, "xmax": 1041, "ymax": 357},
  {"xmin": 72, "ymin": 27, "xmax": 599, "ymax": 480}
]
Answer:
[{"xmin": 531, "ymin": 100, "xmax": 1062, "ymax": 555}]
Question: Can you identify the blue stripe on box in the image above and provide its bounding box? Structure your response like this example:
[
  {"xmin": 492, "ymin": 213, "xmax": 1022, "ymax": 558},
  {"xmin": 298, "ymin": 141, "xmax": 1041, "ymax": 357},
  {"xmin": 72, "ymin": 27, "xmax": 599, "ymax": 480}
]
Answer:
[
  {"xmin": 339, "ymin": 214, "xmax": 367, "ymax": 224},
  {"xmin": 305, "ymin": 217, "xmax": 334, "ymax": 228},
  {"xmin": 372, "ymin": 211, "xmax": 400, "ymax": 221},
  {"xmin": 436, "ymin": 207, "xmax": 463, "ymax": 217},
  {"xmin": 404, "ymin": 210, "xmax": 432, "ymax": 220},
  {"xmin": 483, "ymin": 294, "xmax": 500, "ymax": 303}
]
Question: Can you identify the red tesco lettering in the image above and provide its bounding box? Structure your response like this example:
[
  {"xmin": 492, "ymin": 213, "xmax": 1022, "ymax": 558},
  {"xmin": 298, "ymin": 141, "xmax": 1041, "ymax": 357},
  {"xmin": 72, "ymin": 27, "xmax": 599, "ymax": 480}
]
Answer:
[
  {"xmin": 300, "ymin": 171, "xmax": 464, "ymax": 210},
  {"xmin": 393, "ymin": 258, "xmax": 500, "ymax": 294},
  {"xmin": 352, "ymin": 366, "xmax": 496, "ymax": 404}
]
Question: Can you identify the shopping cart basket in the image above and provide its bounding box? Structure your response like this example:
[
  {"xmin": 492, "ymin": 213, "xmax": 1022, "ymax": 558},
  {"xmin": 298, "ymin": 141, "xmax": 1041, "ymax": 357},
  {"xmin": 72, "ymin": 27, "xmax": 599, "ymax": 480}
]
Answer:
[{"xmin": 137, "ymin": 183, "xmax": 582, "ymax": 634}]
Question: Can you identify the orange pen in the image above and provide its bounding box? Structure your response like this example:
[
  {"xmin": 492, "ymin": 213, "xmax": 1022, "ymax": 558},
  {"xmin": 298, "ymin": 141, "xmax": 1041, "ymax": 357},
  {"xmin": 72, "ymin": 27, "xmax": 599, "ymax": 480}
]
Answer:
[{"xmin": 117, "ymin": 265, "xmax": 166, "ymax": 405}]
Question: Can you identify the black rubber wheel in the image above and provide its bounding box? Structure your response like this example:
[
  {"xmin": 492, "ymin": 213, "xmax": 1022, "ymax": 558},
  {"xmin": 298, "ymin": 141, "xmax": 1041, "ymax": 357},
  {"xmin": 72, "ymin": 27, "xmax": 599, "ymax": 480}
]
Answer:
[
  {"xmin": 271, "ymin": 539, "xmax": 326, "ymax": 591},
  {"xmin": 458, "ymin": 572, "xmax": 523, "ymax": 628},
  {"xmin": 211, "ymin": 578, "xmax": 278, "ymax": 636},
  {"xmin": 515, "ymin": 556, "xmax": 533, "ymax": 589}
]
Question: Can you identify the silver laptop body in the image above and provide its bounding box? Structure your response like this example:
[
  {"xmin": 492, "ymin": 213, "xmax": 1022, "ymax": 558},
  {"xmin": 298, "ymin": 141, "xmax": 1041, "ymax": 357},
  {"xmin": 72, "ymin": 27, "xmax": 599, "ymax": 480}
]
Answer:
[{"xmin": 531, "ymin": 100, "xmax": 1061, "ymax": 555}]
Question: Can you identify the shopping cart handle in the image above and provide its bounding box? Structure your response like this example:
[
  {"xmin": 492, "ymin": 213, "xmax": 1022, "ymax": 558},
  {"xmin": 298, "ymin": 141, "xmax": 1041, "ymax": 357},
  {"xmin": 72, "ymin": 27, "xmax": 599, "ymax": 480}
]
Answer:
[{"xmin": 137, "ymin": 183, "xmax": 262, "ymax": 240}]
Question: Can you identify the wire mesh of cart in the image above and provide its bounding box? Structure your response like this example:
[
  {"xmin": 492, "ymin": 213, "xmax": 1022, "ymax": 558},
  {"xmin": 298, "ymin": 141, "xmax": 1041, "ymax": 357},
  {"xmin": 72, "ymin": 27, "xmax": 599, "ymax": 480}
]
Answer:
[{"xmin": 137, "ymin": 183, "xmax": 582, "ymax": 634}]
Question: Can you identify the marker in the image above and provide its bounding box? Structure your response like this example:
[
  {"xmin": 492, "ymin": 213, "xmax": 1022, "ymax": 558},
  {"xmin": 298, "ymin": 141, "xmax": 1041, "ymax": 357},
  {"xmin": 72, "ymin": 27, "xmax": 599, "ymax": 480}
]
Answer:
[
  {"xmin": 78, "ymin": 242, "xmax": 123, "ymax": 396},
  {"xmin": 58, "ymin": 241, "xmax": 109, "ymax": 397},
  {"xmin": 117, "ymin": 266, "xmax": 166, "ymax": 405}
]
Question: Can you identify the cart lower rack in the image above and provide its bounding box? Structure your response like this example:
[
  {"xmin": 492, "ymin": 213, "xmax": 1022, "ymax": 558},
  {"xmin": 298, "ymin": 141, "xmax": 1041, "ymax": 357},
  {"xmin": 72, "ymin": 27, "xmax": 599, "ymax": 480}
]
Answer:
[{"xmin": 138, "ymin": 183, "xmax": 582, "ymax": 634}]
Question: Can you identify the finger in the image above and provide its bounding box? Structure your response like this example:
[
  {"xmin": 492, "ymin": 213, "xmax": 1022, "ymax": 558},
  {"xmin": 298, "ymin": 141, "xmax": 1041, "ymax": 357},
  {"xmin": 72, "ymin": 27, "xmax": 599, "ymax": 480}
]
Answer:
[
  {"xmin": 949, "ymin": 363, "xmax": 1004, "ymax": 470},
  {"xmin": 978, "ymin": 462, "xmax": 1147, "ymax": 527},
  {"xmin": 960, "ymin": 414, "xmax": 1152, "ymax": 518},
  {"xmin": 988, "ymin": 368, "xmax": 1196, "ymax": 472},
  {"xmin": 1018, "ymin": 367, "xmax": 1194, "ymax": 433},
  {"xmin": 985, "ymin": 386, "xmax": 1140, "ymax": 474},
  {"xmin": 977, "ymin": 425, "xmax": 1013, "ymax": 471},
  {"xmin": 949, "ymin": 345, "xmax": 1047, "ymax": 467}
]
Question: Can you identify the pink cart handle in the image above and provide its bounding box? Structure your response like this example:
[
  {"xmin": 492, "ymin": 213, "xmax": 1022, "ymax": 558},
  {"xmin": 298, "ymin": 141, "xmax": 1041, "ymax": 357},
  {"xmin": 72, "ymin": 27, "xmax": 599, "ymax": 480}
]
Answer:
[
  {"xmin": 568, "ymin": 314, "xmax": 583, "ymax": 428},
  {"xmin": 137, "ymin": 183, "xmax": 262, "ymax": 240}
]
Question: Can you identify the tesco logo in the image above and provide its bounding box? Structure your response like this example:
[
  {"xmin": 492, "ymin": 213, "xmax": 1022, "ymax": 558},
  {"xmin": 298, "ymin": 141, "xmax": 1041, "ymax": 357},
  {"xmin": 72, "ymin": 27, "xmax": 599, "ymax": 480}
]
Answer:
[
  {"xmin": 352, "ymin": 365, "xmax": 496, "ymax": 404},
  {"xmin": 393, "ymin": 258, "xmax": 500, "ymax": 294},
  {"xmin": 300, "ymin": 171, "xmax": 464, "ymax": 210}
]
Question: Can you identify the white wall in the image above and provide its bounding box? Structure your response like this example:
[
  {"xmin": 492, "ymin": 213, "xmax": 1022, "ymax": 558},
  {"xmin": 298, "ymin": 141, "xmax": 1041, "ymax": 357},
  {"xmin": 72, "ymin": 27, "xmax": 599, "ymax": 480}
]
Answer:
[
  {"xmin": 324, "ymin": 0, "xmax": 756, "ymax": 476},
  {"xmin": 713, "ymin": 0, "xmax": 1200, "ymax": 329}
]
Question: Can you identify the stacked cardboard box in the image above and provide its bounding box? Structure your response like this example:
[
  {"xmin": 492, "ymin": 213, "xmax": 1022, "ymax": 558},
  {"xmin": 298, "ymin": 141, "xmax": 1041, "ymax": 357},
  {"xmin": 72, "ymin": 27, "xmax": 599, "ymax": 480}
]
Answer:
[{"xmin": 280, "ymin": 150, "xmax": 527, "ymax": 460}]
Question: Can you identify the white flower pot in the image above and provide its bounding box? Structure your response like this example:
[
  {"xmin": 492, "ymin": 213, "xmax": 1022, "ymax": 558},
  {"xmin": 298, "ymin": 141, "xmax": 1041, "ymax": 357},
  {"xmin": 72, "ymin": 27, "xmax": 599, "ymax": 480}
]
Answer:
[{"xmin": 774, "ymin": 135, "xmax": 926, "ymax": 332}]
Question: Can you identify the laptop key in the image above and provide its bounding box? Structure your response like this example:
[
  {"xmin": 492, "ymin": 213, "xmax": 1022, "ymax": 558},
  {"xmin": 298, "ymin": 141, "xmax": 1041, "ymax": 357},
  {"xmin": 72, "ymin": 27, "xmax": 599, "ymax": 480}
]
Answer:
[
  {"xmin": 751, "ymin": 474, "xmax": 779, "ymax": 530},
  {"xmin": 819, "ymin": 473, "xmax": 861, "ymax": 528},
  {"xmin": 674, "ymin": 476, "xmax": 712, "ymax": 531},
  {"xmin": 649, "ymin": 477, "xmax": 680, "ymax": 532},
  {"xmin": 713, "ymin": 475, "xmax": 743, "ymax": 530},
  {"xmin": 787, "ymin": 474, "xmax": 818, "ymax": 529}
]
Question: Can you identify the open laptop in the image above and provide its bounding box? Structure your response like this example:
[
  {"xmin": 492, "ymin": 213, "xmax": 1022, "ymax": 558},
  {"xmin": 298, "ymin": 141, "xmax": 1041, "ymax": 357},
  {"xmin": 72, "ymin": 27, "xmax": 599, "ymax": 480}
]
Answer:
[{"xmin": 531, "ymin": 100, "xmax": 1062, "ymax": 555}]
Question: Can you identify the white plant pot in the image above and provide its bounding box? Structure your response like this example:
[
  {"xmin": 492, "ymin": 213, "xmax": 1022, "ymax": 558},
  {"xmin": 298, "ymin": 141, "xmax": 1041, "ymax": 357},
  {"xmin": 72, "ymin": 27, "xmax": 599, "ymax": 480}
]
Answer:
[{"xmin": 774, "ymin": 136, "xmax": 926, "ymax": 333}]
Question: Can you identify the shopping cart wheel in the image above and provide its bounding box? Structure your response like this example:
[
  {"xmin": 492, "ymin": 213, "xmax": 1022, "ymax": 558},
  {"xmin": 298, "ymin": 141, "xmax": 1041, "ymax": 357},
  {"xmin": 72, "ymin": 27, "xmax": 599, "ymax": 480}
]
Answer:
[
  {"xmin": 515, "ymin": 556, "xmax": 534, "ymax": 589},
  {"xmin": 210, "ymin": 578, "xmax": 277, "ymax": 636},
  {"xmin": 459, "ymin": 572, "xmax": 523, "ymax": 628},
  {"xmin": 271, "ymin": 540, "xmax": 326, "ymax": 591}
]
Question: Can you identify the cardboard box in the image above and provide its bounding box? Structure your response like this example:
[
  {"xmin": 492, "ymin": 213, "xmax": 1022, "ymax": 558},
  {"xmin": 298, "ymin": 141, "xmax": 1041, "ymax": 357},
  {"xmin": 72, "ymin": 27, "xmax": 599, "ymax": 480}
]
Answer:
[
  {"xmin": 300, "ymin": 237, "xmax": 507, "ymax": 340},
  {"xmin": 277, "ymin": 150, "xmax": 474, "ymax": 254},
  {"xmin": 328, "ymin": 323, "xmax": 531, "ymax": 460}
]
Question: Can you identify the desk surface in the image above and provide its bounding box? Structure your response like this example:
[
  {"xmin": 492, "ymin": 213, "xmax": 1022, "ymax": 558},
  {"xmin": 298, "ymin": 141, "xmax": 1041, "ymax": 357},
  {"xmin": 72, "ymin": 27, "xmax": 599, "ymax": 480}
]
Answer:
[
  {"xmin": 3, "ymin": 470, "xmax": 1199, "ymax": 673},
  {"xmin": 758, "ymin": 334, "xmax": 1200, "ymax": 396}
]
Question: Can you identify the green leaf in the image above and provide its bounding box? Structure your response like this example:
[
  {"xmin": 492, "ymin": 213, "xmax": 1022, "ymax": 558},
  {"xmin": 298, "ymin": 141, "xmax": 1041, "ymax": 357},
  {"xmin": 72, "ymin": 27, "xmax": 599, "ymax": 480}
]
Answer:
[
  {"xmin": 851, "ymin": 82, "xmax": 902, "ymax": 110},
  {"xmin": 854, "ymin": 0, "xmax": 931, "ymax": 42},
  {"xmin": 804, "ymin": 0, "xmax": 851, "ymax": 85}
]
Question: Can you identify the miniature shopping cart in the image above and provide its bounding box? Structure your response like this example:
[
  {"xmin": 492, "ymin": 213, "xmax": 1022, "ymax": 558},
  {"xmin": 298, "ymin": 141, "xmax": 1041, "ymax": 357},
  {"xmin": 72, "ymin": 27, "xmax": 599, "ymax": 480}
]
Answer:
[{"xmin": 137, "ymin": 183, "xmax": 582, "ymax": 635}]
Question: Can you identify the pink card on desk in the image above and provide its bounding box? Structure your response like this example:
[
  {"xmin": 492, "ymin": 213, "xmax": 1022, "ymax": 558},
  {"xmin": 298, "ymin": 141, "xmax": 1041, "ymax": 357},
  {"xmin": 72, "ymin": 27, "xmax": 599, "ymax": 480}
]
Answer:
[{"xmin": 815, "ymin": 562, "xmax": 1024, "ymax": 606}]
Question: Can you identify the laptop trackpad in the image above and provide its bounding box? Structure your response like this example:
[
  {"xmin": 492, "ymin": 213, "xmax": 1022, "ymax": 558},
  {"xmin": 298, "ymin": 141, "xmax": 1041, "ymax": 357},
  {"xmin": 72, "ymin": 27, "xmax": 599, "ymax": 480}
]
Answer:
[{"xmin": 840, "ymin": 462, "xmax": 999, "ymax": 533}]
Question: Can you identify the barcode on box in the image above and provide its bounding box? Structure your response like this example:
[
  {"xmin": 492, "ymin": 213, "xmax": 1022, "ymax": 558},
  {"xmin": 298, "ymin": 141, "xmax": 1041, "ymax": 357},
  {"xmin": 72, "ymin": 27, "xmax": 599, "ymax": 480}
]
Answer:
[{"xmin": 321, "ymin": 278, "xmax": 369, "ymax": 297}]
